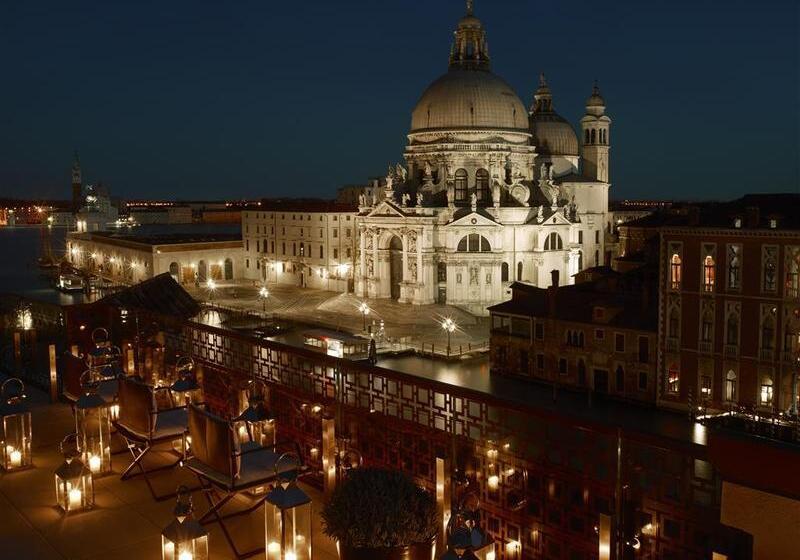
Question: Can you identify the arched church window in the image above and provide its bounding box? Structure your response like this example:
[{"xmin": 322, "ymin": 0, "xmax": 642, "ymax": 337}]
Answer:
[
  {"xmin": 584, "ymin": 129, "xmax": 590, "ymax": 144},
  {"xmin": 457, "ymin": 234, "xmax": 491, "ymax": 253},
  {"xmin": 476, "ymin": 169, "xmax": 490, "ymax": 203},
  {"xmin": 590, "ymin": 129, "xmax": 596, "ymax": 144},
  {"xmin": 544, "ymin": 232, "xmax": 563, "ymax": 251},
  {"xmin": 517, "ymin": 262, "xmax": 523, "ymax": 281},
  {"xmin": 454, "ymin": 169, "xmax": 468, "ymax": 202},
  {"xmin": 501, "ymin": 262, "xmax": 509, "ymax": 282}
]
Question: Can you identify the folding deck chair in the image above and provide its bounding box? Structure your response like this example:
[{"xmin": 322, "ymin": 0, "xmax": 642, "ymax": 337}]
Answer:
[
  {"xmin": 183, "ymin": 403, "xmax": 305, "ymax": 559},
  {"xmin": 113, "ymin": 376, "xmax": 189, "ymax": 500}
]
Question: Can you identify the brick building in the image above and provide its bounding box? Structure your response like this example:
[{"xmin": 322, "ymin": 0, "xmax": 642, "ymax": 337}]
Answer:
[
  {"xmin": 653, "ymin": 194, "xmax": 800, "ymax": 413},
  {"xmin": 488, "ymin": 266, "xmax": 658, "ymax": 404}
]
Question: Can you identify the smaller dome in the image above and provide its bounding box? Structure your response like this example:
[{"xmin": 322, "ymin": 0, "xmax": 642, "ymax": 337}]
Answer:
[{"xmin": 529, "ymin": 113, "xmax": 579, "ymax": 156}]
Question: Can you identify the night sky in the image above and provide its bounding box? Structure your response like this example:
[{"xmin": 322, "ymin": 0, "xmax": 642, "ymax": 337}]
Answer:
[{"xmin": 1, "ymin": 0, "xmax": 798, "ymax": 201}]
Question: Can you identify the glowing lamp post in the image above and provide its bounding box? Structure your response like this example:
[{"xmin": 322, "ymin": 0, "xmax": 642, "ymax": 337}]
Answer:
[
  {"xmin": 234, "ymin": 380, "xmax": 275, "ymax": 448},
  {"xmin": 0, "ymin": 378, "xmax": 32, "ymax": 471},
  {"xmin": 76, "ymin": 373, "xmax": 112, "ymax": 476},
  {"xmin": 162, "ymin": 486, "xmax": 209, "ymax": 560},
  {"xmin": 170, "ymin": 357, "xmax": 202, "ymax": 407},
  {"xmin": 55, "ymin": 434, "xmax": 94, "ymax": 513},
  {"xmin": 206, "ymin": 279, "xmax": 217, "ymax": 302},
  {"xmin": 259, "ymin": 286, "xmax": 270, "ymax": 313},
  {"xmin": 358, "ymin": 302, "xmax": 370, "ymax": 332},
  {"xmin": 441, "ymin": 318, "xmax": 457, "ymax": 356},
  {"xmin": 265, "ymin": 454, "xmax": 312, "ymax": 560}
]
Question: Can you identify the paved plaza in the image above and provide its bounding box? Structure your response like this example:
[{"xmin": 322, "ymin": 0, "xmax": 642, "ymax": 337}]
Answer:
[
  {"xmin": 0, "ymin": 379, "xmax": 338, "ymax": 560},
  {"xmin": 186, "ymin": 281, "xmax": 491, "ymax": 353}
]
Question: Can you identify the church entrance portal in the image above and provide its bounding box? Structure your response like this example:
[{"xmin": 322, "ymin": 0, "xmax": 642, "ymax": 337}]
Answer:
[{"xmin": 389, "ymin": 236, "xmax": 403, "ymax": 300}]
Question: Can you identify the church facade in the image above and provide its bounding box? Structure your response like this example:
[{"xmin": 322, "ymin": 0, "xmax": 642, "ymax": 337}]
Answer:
[{"xmin": 354, "ymin": 2, "xmax": 612, "ymax": 315}]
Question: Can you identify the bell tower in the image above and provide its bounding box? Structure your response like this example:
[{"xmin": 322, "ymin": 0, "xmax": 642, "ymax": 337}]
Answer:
[
  {"xmin": 449, "ymin": 0, "xmax": 490, "ymax": 72},
  {"xmin": 71, "ymin": 151, "xmax": 82, "ymax": 212},
  {"xmin": 580, "ymin": 82, "xmax": 612, "ymax": 182}
]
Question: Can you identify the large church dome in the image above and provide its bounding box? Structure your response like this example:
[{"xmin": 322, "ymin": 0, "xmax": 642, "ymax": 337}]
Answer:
[
  {"xmin": 408, "ymin": 3, "xmax": 527, "ymax": 134},
  {"xmin": 410, "ymin": 70, "xmax": 528, "ymax": 132}
]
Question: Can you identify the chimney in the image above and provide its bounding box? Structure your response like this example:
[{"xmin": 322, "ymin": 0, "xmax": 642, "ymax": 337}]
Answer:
[
  {"xmin": 547, "ymin": 270, "xmax": 559, "ymax": 317},
  {"xmin": 745, "ymin": 206, "xmax": 760, "ymax": 229}
]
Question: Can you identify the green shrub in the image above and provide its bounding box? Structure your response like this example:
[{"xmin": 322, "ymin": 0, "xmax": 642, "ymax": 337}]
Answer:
[{"xmin": 321, "ymin": 467, "xmax": 438, "ymax": 548}]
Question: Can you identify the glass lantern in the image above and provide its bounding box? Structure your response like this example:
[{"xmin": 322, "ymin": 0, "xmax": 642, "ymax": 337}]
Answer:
[
  {"xmin": 265, "ymin": 454, "xmax": 312, "ymax": 560},
  {"xmin": 55, "ymin": 434, "xmax": 94, "ymax": 513},
  {"xmin": 162, "ymin": 486, "xmax": 209, "ymax": 560},
  {"xmin": 447, "ymin": 492, "xmax": 495, "ymax": 560},
  {"xmin": 76, "ymin": 372, "xmax": 112, "ymax": 476},
  {"xmin": 170, "ymin": 357, "xmax": 202, "ymax": 406},
  {"xmin": 1, "ymin": 378, "xmax": 32, "ymax": 471},
  {"xmin": 234, "ymin": 380, "xmax": 275, "ymax": 448}
]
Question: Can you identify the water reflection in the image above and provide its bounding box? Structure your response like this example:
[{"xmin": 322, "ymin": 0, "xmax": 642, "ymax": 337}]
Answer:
[{"xmin": 375, "ymin": 354, "xmax": 492, "ymax": 392}]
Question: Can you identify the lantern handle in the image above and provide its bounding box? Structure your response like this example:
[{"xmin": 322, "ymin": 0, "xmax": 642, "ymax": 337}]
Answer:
[
  {"xmin": 274, "ymin": 451, "xmax": 302, "ymax": 484},
  {"xmin": 1, "ymin": 377, "xmax": 26, "ymax": 403},
  {"xmin": 59, "ymin": 433, "xmax": 80, "ymax": 458},
  {"xmin": 176, "ymin": 356, "xmax": 195, "ymax": 376},
  {"xmin": 91, "ymin": 327, "xmax": 109, "ymax": 346}
]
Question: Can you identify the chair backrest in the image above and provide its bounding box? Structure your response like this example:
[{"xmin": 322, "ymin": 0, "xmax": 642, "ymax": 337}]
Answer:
[
  {"xmin": 188, "ymin": 404, "xmax": 237, "ymax": 479},
  {"xmin": 117, "ymin": 376, "xmax": 156, "ymax": 436}
]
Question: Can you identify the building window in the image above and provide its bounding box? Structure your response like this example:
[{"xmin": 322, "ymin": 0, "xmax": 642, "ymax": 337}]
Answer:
[
  {"xmin": 256, "ymin": 240, "xmax": 260, "ymax": 252},
  {"xmin": 595, "ymin": 329, "xmax": 604, "ymax": 340},
  {"xmin": 595, "ymin": 230, "xmax": 600, "ymax": 244},
  {"xmin": 726, "ymin": 314, "xmax": 739, "ymax": 346},
  {"xmin": 535, "ymin": 323, "xmax": 544, "ymax": 340},
  {"xmin": 761, "ymin": 313, "xmax": 775, "ymax": 350},
  {"xmin": 346, "ymin": 248, "xmax": 351, "ymax": 258},
  {"xmin": 346, "ymin": 228, "xmax": 351, "ymax": 238},
  {"xmin": 333, "ymin": 248, "xmax": 339, "ymax": 259},
  {"xmin": 456, "ymin": 273, "xmax": 462, "ymax": 284},
  {"xmin": 501, "ymin": 262, "xmax": 509, "ymax": 282},
  {"xmin": 578, "ymin": 230, "xmax": 583, "ymax": 244},
  {"xmin": 578, "ymin": 360, "xmax": 586, "ymax": 385},
  {"xmin": 787, "ymin": 251, "xmax": 800, "ymax": 298},
  {"xmin": 638, "ymin": 337, "xmax": 649, "ymax": 364},
  {"xmin": 701, "ymin": 312, "xmax": 713, "ymax": 343},
  {"xmin": 559, "ymin": 358, "xmax": 567, "ymax": 375},
  {"xmin": 702, "ymin": 255, "xmax": 715, "ymax": 292},
  {"xmin": 319, "ymin": 246, "xmax": 324, "ymax": 259},
  {"xmin": 519, "ymin": 350, "xmax": 528, "ymax": 373},
  {"xmin": 670, "ymin": 254, "xmax": 682, "ymax": 290},
  {"xmin": 333, "ymin": 229, "xmax": 338, "ymax": 238},
  {"xmin": 536, "ymin": 354, "xmax": 544, "ymax": 370},
  {"xmin": 638, "ymin": 371, "xmax": 647, "ymax": 391},
  {"xmin": 437, "ymin": 263, "xmax": 447, "ymax": 282},
  {"xmin": 246, "ymin": 258, "xmax": 250, "ymax": 268},
  {"xmin": 668, "ymin": 309, "xmax": 680, "ymax": 339},
  {"xmin": 544, "ymin": 232, "xmax": 563, "ymax": 251},
  {"xmin": 454, "ymin": 169, "xmax": 468, "ymax": 201},
  {"xmin": 476, "ymin": 169, "xmax": 490, "ymax": 202},
  {"xmin": 725, "ymin": 370, "xmax": 737, "ymax": 402},
  {"xmin": 760, "ymin": 378, "xmax": 774, "ymax": 406},
  {"xmin": 700, "ymin": 375, "xmax": 712, "ymax": 398},
  {"xmin": 300, "ymin": 244, "xmax": 305, "ymax": 257},
  {"xmin": 246, "ymin": 239, "xmax": 250, "ymax": 251},
  {"xmin": 282, "ymin": 242, "xmax": 286, "ymax": 255},
  {"xmin": 615, "ymin": 366, "xmax": 624, "ymax": 392},
  {"xmin": 292, "ymin": 243, "xmax": 296, "ymax": 256},
  {"xmin": 614, "ymin": 333, "xmax": 625, "ymax": 353},
  {"xmin": 667, "ymin": 365, "xmax": 680, "ymax": 394},
  {"xmin": 763, "ymin": 246, "xmax": 777, "ymax": 292},
  {"xmin": 457, "ymin": 234, "xmax": 491, "ymax": 252},
  {"xmin": 727, "ymin": 245, "xmax": 741, "ymax": 290}
]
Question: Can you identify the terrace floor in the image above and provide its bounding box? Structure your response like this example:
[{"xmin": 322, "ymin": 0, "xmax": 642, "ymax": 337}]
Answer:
[{"xmin": 0, "ymin": 380, "xmax": 339, "ymax": 560}]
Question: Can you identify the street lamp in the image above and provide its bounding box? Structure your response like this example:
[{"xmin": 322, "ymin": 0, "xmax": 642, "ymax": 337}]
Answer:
[
  {"xmin": 441, "ymin": 317, "xmax": 457, "ymax": 356},
  {"xmin": 162, "ymin": 486, "xmax": 209, "ymax": 560},
  {"xmin": 0, "ymin": 378, "xmax": 32, "ymax": 471},
  {"xmin": 206, "ymin": 279, "xmax": 217, "ymax": 302},
  {"xmin": 358, "ymin": 302, "xmax": 370, "ymax": 332},
  {"xmin": 259, "ymin": 286, "xmax": 270, "ymax": 313}
]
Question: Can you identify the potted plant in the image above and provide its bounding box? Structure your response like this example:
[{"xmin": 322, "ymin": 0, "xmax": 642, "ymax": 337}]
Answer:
[{"xmin": 321, "ymin": 467, "xmax": 439, "ymax": 560}]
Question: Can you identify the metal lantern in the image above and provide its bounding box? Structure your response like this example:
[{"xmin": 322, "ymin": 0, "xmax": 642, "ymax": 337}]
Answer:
[
  {"xmin": 447, "ymin": 492, "xmax": 495, "ymax": 560},
  {"xmin": 55, "ymin": 434, "xmax": 94, "ymax": 513},
  {"xmin": 162, "ymin": 486, "xmax": 209, "ymax": 560},
  {"xmin": 75, "ymin": 371, "xmax": 112, "ymax": 476},
  {"xmin": 1, "ymin": 378, "xmax": 32, "ymax": 471},
  {"xmin": 442, "ymin": 527, "xmax": 480, "ymax": 560},
  {"xmin": 234, "ymin": 380, "xmax": 275, "ymax": 447},
  {"xmin": 170, "ymin": 357, "xmax": 202, "ymax": 406},
  {"xmin": 265, "ymin": 454, "xmax": 312, "ymax": 560}
]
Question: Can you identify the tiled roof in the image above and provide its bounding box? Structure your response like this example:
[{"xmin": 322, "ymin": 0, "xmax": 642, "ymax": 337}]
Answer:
[{"xmin": 99, "ymin": 273, "xmax": 200, "ymax": 318}]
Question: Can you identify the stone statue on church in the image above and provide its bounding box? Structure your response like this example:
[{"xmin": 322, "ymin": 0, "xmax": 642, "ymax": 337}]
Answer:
[
  {"xmin": 395, "ymin": 163, "xmax": 408, "ymax": 183},
  {"xmin": 401, "ymin": 193, "xmax": 410, "ymax": 207},
  {"xmin": 416, "ymin": 192, "xmax": 423, "ymax": 206},
  {"xmin": 470, "ymin": 192, "xmax": 477, "ymax": 212}
]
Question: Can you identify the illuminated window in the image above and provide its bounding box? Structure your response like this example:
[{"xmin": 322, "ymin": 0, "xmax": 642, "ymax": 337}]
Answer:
[
  {"xmin": 763, "ymin": 246, "xmax": 777, "ymax": 292},
  {"xmin": 667, "ymin": 365, "xmax": 680, "ymax": 394},
  {"xmin": 670, "ymin": 254, "xmax": 682, "ymax": 290},
  {"xmin": 786, "ymin": 253, "xmax": 800, "ymax": 298},
  {"xmin": 703, "ymin": 256, "xmax": 715, "ymax": 292},
  {"xmin": 760, "ymin": 378, "xmax": 773, "ymax": 406},
  {"xmin": 725, "ymin": 371, "xmax": 737, "ymax": 402},
  {"xmin": 700, "ymin": 375, "xmax": 712, "ymax": 398}
]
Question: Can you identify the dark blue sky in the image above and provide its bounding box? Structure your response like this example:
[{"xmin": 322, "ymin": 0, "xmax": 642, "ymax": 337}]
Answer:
[{"xmin": 1, "ymin": 0, "xmax": 798, "ymax": 201}]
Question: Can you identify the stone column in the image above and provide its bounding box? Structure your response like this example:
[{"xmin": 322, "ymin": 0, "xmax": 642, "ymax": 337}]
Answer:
[
  {"xmin": 359, "ymin": 228, "xmax": 366, "ymax": 283},
  {"xmin": 416, "ymin": 231, "xmax": 423, "ymax": 285},
  {"xmin": 372, "ymin": 230, "xmax": 379, "ymax": 296},
  {"xmin": 401, "ymin": 232, "xmax": 408, "ymax": 282}
]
